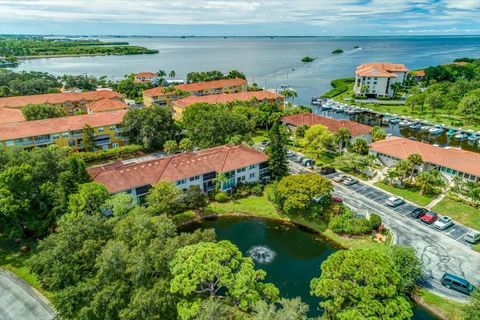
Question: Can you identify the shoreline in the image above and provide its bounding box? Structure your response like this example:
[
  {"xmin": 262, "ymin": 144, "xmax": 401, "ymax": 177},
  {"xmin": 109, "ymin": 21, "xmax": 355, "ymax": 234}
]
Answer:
[
  {"xmin": 16, "ymin": 52, "xmax": 159, "ymax": 60},
  {"xmin": 177, "ymin": 210, "xmax": 451, "ymax": 320}
]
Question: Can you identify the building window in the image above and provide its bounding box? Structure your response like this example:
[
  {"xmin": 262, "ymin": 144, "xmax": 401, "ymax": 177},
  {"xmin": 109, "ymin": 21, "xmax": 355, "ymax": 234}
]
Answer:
[
  {"xmin": 249, "ymin": 173, "xmax": 255, "ymax": 179},
  {"xmin": 98, "ymin": 127, "xmax": 104, "ymax": 133},
  {"xmin": 62, "ymin": 132, "xmax": 69, "ymax": 138},
  {"xmin": 112, "ymin": 143, "xmax": 119, "ymax": 148},
  {"xmin": 237, "ymin": 167, "xmax": 246, "ymax": 173},
  {"xmin": 6, "ymin": 140, "xmax": 14, "ymax": 147},
  {"xmin": 176, "ymin": 179, "xmax": 187, "ymax": 186},
  {"xmin": 52, "ymin": 133, "xmax": 60, "ymax": 140},
  {"xmin": 249, "ymin": 164, "xmax": 256, "ymax": 169},
  {"xmin": 109, "ymin": 126, "xmax": 116, "ymax": 130}
]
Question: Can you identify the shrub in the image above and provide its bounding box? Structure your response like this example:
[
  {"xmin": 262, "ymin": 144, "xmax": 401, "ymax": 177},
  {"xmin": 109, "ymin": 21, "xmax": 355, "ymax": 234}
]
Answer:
[
  {"xmin": 329, "ymin": 210, "xmax": 373, "ymax": 235},
  {"xmin": 369, "ymin": 213, "xmax": 382, "ymax": 230},
  {"xmin": 214, "ymin": 192, "xmax": 229, "ymax": 203},
  {"xmin": 251, "ymin": 185, "xmax": 263, "ymax": 196},
  {"xmin": 74, "ymin": 144, "xmax": 143, "ymax": 163},
  {"xmin": 321, "ymin": 78, "xmax": 355, "ymax": 98}
]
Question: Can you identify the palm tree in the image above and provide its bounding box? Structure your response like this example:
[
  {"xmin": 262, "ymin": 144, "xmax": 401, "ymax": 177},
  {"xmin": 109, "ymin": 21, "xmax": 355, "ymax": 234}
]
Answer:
[
  {"xmin": 214, "ymin": 173, "xmax": 228, "ymax": 194},
  {"xmin": 371, "ymin": 126, "xmax": 386, "ymax": 142},
  {"xmin": 407, "ymin": 153, "xmax": 423, "ymax": 181},
  {"xmin": 157, "ymin": 70, "xmax": 167, "ymax": 78},
  {"xmin": 395, "ymin": 159, "xmax": 412, "ymax": 185},
  {"xmin": 390, "ymin": 82, "xmax": 403, "ymax": 98},
  {"xmin": 335, "ymin": 128, "xmax": 352, "ymax": 151},
  {"xmin": 169, "ymin": 70, "xmax": 176, "ymax": 79}
]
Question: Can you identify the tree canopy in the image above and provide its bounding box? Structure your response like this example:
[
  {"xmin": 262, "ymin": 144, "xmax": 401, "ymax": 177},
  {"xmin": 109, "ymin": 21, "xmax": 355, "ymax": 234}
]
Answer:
[{"xmin": 21, "ymin": 103, "xmax": 66, "ymax": 120}]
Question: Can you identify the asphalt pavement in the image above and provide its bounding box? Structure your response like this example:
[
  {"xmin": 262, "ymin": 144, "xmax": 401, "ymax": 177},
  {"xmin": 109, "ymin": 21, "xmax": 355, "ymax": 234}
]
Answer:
[
  {"xmin": 288, "ymin": 160, "xmax": 480, "ymax": 301},
  {"xmin": 0, "ymin": 269, "xmax": 54, "ymax": 320}
]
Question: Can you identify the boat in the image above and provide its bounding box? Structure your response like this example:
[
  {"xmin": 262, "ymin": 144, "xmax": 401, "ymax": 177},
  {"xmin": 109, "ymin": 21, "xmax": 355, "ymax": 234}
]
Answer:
[
  {"xmin": 420, "ymin": 125, "xmax": 432, "ymax": 132},
  {"xmin": 446, "ymin": 128, "xmax": 457, "ymax": 136},
  {"xmin": 399, "ymin": 120, "xmax": 411, "ymax": 127},
  {"xmin": 454, "ymin": 132, "xmax": 468, "ymax": 141},
  {"xmin": 321, "ymin": 105, "xmax": 332, "ymax": 111},
  {"xmin": 468, "ymin": 133, "xmax": 478, "ymax": 142},
  {"xmin": 429, "ymin": 126, "xmax": 444, "ymax": 135},
  {"xmin": 389, "ymin": 118, "xmax": 400, "ymax": 124},
  {"xmin": 409, "ymin": 122, "xmax": 421, "ymax": 130}
]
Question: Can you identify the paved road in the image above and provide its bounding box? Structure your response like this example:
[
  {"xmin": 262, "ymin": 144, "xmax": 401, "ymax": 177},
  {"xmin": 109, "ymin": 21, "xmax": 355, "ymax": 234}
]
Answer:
[
  {"xmin": 0, "ymin": 269, "xmax": 54, "ymax": 320},
  {"xmin": 289, "ymin": 160, "xmax": 480, "ymax": 301}
]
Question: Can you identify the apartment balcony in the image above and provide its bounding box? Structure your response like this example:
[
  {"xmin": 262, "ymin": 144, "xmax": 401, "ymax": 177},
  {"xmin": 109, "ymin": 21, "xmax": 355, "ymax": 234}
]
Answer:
[
  {"xmin": 34, "ymin": 138, "xmax": 53, "ymax": 146},
  {"xmin": 95, "ymin": 134, "xmax": 111, "ymax": 146}
]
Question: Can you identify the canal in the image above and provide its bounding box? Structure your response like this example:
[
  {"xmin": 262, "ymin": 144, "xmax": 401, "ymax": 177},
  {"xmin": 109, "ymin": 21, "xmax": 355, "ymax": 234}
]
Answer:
[{"xmin": 183, "ymin": 217, "xmax": 437, "ymax": 319}]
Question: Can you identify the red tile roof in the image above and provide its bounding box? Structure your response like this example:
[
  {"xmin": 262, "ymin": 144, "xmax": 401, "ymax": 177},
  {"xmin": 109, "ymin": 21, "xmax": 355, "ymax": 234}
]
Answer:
[
  {"xmin": 135, "ymin": 72, "xmax": 156, "ymax": 78},
  {"xmin": 88, "ymin": 144, "xmax": 268, "ymax": 193},
  {"xmin": 281, "ymin": 113, "xmax": 372, "ymax": 137},
  {"xmin": 172, "ymin": 91, "xmax": 283, "ymax": 109},
  {"xmin": 144, "ymin": 78, "xmax": 247, "ymax": 97},
  {"xmin": 87, "ymin": 99, "xmax": 128, "ymax": 113},
  {"xmin": 0, "ymin": 108, "xmax": 26, "ymax": 125},
  {"xmin": 413, "ymin": 70, "xmax": 425, "ymax": 77},
  {"xmin": 0, "ymin": 110, "xmax": 127, "ymax": 140},
  {"xmin": 356, "ymin": 62, "xmax": 408, "ymax": 78},
  {"xmin": 0, "ymin": 90, "xmax": 123, "ymax": 109},
  {"xmin": 370, "ymin": 136, "xmax": 480, "ymax": 177}
]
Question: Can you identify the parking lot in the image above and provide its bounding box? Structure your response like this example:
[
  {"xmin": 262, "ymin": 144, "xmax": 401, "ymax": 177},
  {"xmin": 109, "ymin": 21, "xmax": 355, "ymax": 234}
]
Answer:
[{"xmin": 325, "ymin": 171, "xmax": 475, "ymax": 248}]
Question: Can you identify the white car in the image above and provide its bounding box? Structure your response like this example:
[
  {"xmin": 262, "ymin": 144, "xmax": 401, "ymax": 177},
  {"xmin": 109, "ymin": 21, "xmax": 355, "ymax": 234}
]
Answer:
[
  {"xmin": 386, "ymin": 196, "xmax": 404, "ymax": 207},
  {"xmin": 464, "ymin": 231, "xmax": 480, "ymax": 244},
  {"xmin": 333, "ymin": 175, "xmax": 348, "ymax": 182},
  {"xmin": 434, "ymin": 216, "xmax": 454, "ymax": 230}
]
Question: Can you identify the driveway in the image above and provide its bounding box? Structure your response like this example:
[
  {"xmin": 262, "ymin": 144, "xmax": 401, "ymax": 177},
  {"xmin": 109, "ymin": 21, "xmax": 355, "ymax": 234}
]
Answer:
[
  {"xmin": 0, "ymin": 269, "xmax": 54, "ymax": 320},
  {"xmin": 288, "ymin": 160, "xmax": 480, "ymax": 301}
]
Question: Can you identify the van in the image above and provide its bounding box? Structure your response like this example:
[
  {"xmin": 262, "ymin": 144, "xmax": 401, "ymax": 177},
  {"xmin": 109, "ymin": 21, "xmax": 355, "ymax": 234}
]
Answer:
[{"xmin": 441, "ymin": 273, "xmax": 475, "ymax": 295}]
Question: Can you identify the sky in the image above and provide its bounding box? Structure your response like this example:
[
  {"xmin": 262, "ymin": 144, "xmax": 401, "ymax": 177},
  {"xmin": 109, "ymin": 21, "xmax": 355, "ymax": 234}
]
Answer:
[{"xmin": 0, "ymin": 0, "xmax": 479, "ymax": 36}]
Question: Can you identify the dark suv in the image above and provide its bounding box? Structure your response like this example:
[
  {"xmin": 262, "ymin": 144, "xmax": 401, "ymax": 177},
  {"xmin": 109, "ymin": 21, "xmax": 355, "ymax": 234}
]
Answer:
[
  {"xmin": 319, "ymin": 167, "xmax": 336, "ymax": 175},
  {"xmin": 410, "ymin": 208, "xmax": 428, "ymax": 219}
]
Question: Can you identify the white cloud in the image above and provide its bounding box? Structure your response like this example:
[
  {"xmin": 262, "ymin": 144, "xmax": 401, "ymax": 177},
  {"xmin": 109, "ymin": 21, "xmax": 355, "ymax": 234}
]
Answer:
[{"xmin": 0, "ymin": 0, "xmax": 478, "ymax": 33}]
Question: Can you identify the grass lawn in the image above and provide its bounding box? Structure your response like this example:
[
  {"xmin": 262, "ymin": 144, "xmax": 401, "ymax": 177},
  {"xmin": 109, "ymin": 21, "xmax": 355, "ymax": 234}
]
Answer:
[
  {"xmin": 432, "ymin": 197, "xmax": 480, "ymax": 230},
  {"xmin": 374, "ymin": 182, "xmax": 435, "ymax": 206},
  {"xmin": 252, "ymin": 130, "xmax": 269, "ymax": 144},
  {"xmin": 417, "ymin": 289, "xmax": 465, "ymax": 320},
  {"xmin": 209, "ymin": 193, "xmax": 278, "ymax": 219},
  {"xmin": 0, "ymin": 237, "xmax": 51, "ymax": 299}
]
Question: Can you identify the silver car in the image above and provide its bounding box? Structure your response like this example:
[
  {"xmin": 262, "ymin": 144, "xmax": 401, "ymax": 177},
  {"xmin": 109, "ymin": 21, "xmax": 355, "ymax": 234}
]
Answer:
[
  {"xmin": 434, "ymin": 216, "xmax": 454, "ymax": 230},
  {"xmin": 464, "ymin": 231, "xmax": 480, "ymax": 244}
]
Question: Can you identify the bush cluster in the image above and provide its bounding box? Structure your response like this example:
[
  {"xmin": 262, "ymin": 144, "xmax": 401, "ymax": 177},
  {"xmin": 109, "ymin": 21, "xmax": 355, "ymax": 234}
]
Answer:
[
  {"xmin": 329, "ymin": 209, "xmax": 381, "ymax": 235},
  {"xmin": 233, "ymin": 182, "xmax": 264, "ymax": 199},
  {"xmin": 74, "ymin": 144, "xmax": 143, "ymax": 163},
  {"xmin": 215, "ymin": 192, "xmax": 229, "ymax": 203}
]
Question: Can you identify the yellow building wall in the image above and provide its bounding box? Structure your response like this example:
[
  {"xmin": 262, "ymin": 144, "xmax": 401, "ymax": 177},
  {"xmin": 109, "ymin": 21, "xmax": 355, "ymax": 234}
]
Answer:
[{"xmin": 0, "ymin": 125, "xmax": 125, "ymax": 151}]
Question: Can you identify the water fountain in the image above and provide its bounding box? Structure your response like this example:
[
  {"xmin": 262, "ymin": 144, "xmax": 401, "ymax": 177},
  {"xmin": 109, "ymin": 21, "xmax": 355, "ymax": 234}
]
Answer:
[{"xmin": 247, "ymin": 245, "xmax": 276, "ymax": 264}]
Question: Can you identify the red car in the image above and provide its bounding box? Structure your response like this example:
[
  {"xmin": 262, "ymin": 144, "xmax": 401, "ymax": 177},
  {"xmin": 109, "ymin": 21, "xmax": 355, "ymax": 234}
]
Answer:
[
  {"xmin": 420, "ymin": 211, "xmax": 438, "ymax": 224},
  {"xmin": 331, "ymin": 196, "xmax": 343, "ymax": 203}
]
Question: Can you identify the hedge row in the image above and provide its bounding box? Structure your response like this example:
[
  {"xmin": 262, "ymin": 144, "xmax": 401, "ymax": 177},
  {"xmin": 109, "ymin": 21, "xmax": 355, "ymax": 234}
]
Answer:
[{"xmin": 73, "ymin": 144, "xmax": 144, "ymax": 163}]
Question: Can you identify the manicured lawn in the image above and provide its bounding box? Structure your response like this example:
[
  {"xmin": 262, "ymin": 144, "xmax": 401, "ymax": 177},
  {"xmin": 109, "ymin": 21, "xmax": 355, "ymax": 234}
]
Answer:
[
  {"xmin": 374, "ymin": 182, "xmax": 435, "ymax": 206},
  {"xmin": 209, "ymin": 193, "xmax": 278, "ymax": 219},
  {"xmin": 432, "ymin": 197, "xmax": 480, "ymax": 230},
  {"xmin": 417, "ymin": 289, "xmax": 465, "ymax": 320},
  {"xmin": 172, "ymin": 210, "xmax": 197, "ymax": 225},
  {"xmin": 252, "ymin": 130, "xmax": 269, "ymax": 144},
  {"xmin": 0, "ymin": 237, "xmax": 51, "ymax": 299}
]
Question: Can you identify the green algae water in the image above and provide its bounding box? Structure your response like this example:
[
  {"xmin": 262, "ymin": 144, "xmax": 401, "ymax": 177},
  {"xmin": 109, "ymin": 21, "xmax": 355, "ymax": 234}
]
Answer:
[{"xmin": 183, "ymin": 217, "xmax": 437, "ymax": 319}]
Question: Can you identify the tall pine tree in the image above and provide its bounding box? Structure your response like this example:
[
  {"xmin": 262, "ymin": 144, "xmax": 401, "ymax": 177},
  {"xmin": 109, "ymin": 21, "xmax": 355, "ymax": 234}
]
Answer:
[{"xmin": 267, "ymin": 123, "xmax": 289, "ymax": 180}]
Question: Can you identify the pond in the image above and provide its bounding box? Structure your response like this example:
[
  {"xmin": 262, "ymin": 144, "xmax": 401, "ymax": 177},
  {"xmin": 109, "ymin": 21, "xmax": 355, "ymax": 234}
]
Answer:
[{"xmin": 182, "ymin": 217, "xmax": 437, "ymax": 319}]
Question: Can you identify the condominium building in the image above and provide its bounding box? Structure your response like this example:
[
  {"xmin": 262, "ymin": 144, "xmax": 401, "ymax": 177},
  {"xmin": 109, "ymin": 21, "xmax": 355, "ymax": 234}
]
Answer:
[
  {"xmin": 0, "ymin": 110, "xmax": 127, "ymax": 150},
  {"xmin": 134, "ymin": 72, "xmax": 157, "ymax": 84},
  {"xmin": 86, "ymin": 98, "xmax": 128, "ymax": 114},
  {"xmin": 88, "ymin": 144, "xmax": 269, "ymax": 203},
  {"xmin": 354, "ymin": 62, "xmax": 408, "ymax": 97},
  {"xmin": 370, "ymin": 136, "xmax": 480, "ymax": 182},
  {"xmin": 0, "ymin": 90, "xmax": 123, "ymax": 115},
  {"xmin": 281, "ymin": 112, "xmax": 372, "ymax": 143},
  {"xmin": 143, "ymin": 78, "xmax": 247, "ymax": 107},
  {"xmin": 171, "ymin": 90, "xmax": 284, "ymax": 119}
]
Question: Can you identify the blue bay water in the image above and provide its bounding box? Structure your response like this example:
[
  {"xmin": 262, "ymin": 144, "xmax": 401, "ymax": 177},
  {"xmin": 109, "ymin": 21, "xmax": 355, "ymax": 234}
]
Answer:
[{"xmin": 14, "ymin": 36, "xmax": 480, "ymax": 105}]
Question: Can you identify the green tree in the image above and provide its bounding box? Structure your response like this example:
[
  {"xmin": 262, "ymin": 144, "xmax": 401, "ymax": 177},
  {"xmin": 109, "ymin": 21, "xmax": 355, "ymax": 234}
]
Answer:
[
  {"xmin": 181, "ymin": 185, "xmax": 208, "ymax": 211},
  {"xmin": 463, "ymin": 288, "xmax": 480, "ymax": 320},
  {"xmin": 169, "ymin": 70, "xmax": 176, "ymax": 79},
  {"xmin": 350, "ymin": 138, "xmax": 369, "ymax": 155},
  {"xmin": 334, "ymin": 127, "xmax": 352, "ymax": 150},
  {"xmin": 181, "ymin": 103, "xmax": 254, "ymax": 148},
  {"xmin": 21, "ymin": 103, "xmax": 66, "ymax": 120},
  {"xmin": 267, "ymin": 123, "xmax": 289, "ymax": 181},
  {"xmin": 310, "ymin": 249, "xmax": 413, "ymax": 320},
  {"xmin": 164, "ymin": 140, "xmax": 178, "ymax": 154},
  {"xmin": 333, "ymin": 153, "xmax": 375, "ymax": 174},
  {"xmin": 458, "ymin": 93, "xmax": 480, "ymax": 124},
  {"xmin": 415, "ymin": 170, "xmax": 446, "ymax": 195},
  {"xmin": 302, "ymin": 124, "xmax": 334, "ymax": 157},
  {"xmin": 103, "ymin": 192, "xmax": 137, "ymax": 217},
  {"xmin": 390, "ymin": 82, "xmax": 403, "ymax": 98},
  {"xmin": 169, "ymin": 240, "xmax": 279, "ymax": 319},
  {"xmin": 146, "ymin": 181, "xmax": 183, "ymax": 215},
  {"xmin": 123, "ymin": 105, "xmax": 179, "ymax": 150},
  {"xmin": 275, "ymin": 174, "xmax": 333, "ymax": 218},
  {"xmin": 295, "ymin": 125, "xmax": 308, "ymax": 139},
  {"xmin": 251, "ymin": 298, "xmax": 309, "ymax": 320},
  {"xmin": 389, "ymin": 246, "xmax": 423, "ymax": 294},
  {"xmin": 425, "ymin": 91, "xmax": 445, "ymax": 116},
  {"xmin": 371, "ymin": 126, "xmax": 387, "ymax": 142},
  {"xmin": 407, "ymin": 153, "xmax": 423, "ymax": 181},
  {"xmin": 179, "ymin": 138, "xmax": 193, "ymax": 152},
  {"xmin": 226, "ymin": 70, "xmax": 246, "ymax": 80},
  {"xmin": 61, "ymin": 74, "xmax": 98, "ymax": 91},
  {"xmin": 82, "ymin": 124, "xmax": 96, "ymax": 151},
  {"xmin": 68, "ymin": 182, "xmax": 109, "ymax": 217}
]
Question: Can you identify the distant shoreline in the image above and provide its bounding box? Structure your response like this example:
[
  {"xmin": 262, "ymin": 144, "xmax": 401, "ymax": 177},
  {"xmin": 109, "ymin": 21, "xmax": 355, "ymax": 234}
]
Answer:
[{"xmin": 16, "ymin": 52, "xmax": 159, "ymax": 60}]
